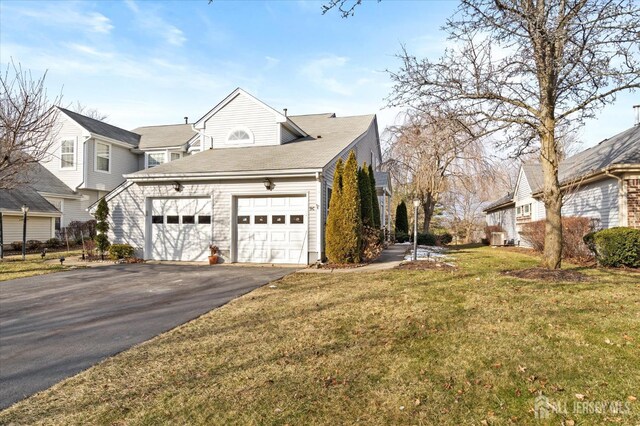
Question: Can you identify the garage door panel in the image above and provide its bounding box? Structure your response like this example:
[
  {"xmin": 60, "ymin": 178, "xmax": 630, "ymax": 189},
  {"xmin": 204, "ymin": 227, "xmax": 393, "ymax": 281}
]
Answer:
[
  {"xmin": 235, "ymin": 195, "xmax": 307, "ymax": 264},
  {"xmin": 150, "ymin": 198, "xmax": 212, "ymax": 262}
]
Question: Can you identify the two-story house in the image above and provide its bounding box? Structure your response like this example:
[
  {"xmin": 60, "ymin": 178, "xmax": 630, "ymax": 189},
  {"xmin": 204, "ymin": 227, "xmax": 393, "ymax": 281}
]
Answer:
[{"xmin": 91, "ymin": 88, "xmax": 390, "ymax": 264}]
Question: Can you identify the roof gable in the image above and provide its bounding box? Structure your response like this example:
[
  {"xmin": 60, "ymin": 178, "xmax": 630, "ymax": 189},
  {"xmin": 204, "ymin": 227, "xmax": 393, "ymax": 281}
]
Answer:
[{"xmin": 193, "ymin": 88, "xmax": 307, "ymax": 137}]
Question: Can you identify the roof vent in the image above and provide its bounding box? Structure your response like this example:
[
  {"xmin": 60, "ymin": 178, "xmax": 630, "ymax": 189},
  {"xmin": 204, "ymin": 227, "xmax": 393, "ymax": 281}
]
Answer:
[
  {"xmin": 317, "ymin": 135, "xmax": 322, "ymax": 139},
  {"xmin": 283, "ymin": 108, "xmax": 288, "ymax": 117},
  {"xmin": 184, "ymin": 116, "xmax": 188, "ymax": 124}
]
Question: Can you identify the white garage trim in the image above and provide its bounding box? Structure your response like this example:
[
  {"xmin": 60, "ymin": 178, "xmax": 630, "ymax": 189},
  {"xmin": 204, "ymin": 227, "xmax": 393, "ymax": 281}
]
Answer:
[{"xmin": 145, "ymin": 196, "xmax": 213, "ymax": 261}]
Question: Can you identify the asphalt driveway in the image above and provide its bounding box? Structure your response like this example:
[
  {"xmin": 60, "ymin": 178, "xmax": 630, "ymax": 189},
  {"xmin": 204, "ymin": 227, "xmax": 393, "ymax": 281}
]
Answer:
[{"xmin": 0, "ymin": 263, "xmax": 293, "ymax": 410}]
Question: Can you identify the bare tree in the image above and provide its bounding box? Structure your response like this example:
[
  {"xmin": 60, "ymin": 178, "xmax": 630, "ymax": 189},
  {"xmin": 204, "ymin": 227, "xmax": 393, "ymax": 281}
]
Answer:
[
  {"xmin": 0, "ymin": 61, "xmax": 61, "ymax": 190},
  {"xmin": 321, "ymin": 0, "xmax": 378, "ymax": 17},
  {"xmin": 385, "ymin": 109, "xmax": 486, "ymax": 233},
  {"xmin": 70, "ymin": 101, "xmax": 108, "ymax": 122},
  {"xmin": 388, "ymin": 0, "xmax": 640, "ymax": 269}
]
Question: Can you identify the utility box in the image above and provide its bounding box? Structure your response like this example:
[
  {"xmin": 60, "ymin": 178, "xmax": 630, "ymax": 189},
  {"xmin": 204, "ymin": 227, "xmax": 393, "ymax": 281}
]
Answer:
[{"xmin": 491, "ymin": 232, "xmax": 506, "ymax": 246}]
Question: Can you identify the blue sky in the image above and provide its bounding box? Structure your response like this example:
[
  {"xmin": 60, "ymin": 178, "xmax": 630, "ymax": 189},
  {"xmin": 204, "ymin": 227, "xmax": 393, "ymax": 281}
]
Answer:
[{"xmin": 1, "ymin": 0, "xmax": 637, "ymax": 152}]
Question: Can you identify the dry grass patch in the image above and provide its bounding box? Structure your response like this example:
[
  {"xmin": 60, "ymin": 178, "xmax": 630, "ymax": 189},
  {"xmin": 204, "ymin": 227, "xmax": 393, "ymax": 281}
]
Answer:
[
  {"xmin": 1, "ymin": 247, "xmax": 638, "ymax": 425},
  {"xmin": 0, "ymin": 250, "xmax": 83, "ymax": 281}
]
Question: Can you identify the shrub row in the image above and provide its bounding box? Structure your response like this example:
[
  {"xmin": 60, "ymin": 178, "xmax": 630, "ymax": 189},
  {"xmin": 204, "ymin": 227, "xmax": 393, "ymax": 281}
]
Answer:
[
  {"xmin": 520, "ymin": 217, "xmax": 594, "ymax": 260},
  {"xmin": 584, "ymin": 227, "xmax": 640, "ymax": 268},
  {"xmin": 395, "ymin": 231, "xmax": 452, "ymax": 246}
]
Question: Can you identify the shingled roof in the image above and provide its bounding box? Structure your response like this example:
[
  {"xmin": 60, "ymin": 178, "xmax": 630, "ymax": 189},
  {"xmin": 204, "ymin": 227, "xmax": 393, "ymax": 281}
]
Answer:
[
  {"xmin": 131, "ymin": 123, "xmax": 198, "ymax": 150},
  {"xmin": 58, "ymin": 107, "xmax": 141, "ymax": 146},
  {"xmin": 128, "ymin": 113, "xmax": 376, "ymax": 177},
  {"xmin": 0, "ymin": 186, "xmax": 60, "ymax": 214}
]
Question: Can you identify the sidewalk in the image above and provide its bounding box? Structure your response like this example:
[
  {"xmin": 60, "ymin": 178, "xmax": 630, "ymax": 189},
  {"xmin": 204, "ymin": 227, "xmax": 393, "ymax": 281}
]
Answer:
[{"xmin": 299, "ymin": 244, "xmax": 408, "ymax": 273}]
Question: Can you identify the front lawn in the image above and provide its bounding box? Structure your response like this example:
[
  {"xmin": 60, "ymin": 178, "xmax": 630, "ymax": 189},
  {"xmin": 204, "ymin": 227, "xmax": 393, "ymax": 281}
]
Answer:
[
  {"xmin": 1, "ymin": 246, "xmax": 638, "ymax": 424},
  {"xmin": 0, "ymin": 250, "xmax": 84, "ymax": 281}
]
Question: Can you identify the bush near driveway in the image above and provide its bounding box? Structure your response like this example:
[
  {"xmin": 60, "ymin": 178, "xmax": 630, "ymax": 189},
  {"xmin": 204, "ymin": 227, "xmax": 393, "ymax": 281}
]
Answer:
[
  {"xmin": 1, "ymin": 246, "xmax": 638, "ymax": 425},
  {"xmin": 108, "ymin": 244, "xmax": 134, "ymax": 260}
]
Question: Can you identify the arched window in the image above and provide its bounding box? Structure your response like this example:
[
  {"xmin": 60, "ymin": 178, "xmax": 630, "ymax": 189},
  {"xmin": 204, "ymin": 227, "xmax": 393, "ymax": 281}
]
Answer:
[{"xmin": 226, "ymin": 127, "xmax": 253, "ymax": 144}]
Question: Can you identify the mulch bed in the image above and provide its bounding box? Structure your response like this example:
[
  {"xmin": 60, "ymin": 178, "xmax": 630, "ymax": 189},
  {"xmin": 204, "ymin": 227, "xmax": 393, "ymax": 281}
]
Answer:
[
  {"xmin": 502, "ymin": 267, "xmax": 591, "ymax": 282},
  {"xmin": 395, "ymin": 260, "xmax": 456, "ymax": 271}
]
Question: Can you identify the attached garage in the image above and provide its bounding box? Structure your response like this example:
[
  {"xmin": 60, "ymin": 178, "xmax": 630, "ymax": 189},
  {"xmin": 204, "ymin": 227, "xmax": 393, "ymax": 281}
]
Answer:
[
  {"xmin": 235, "ymin": 195, "xmax": 308, "ymax": 264},
  {"xmin": 149, "ymin": 197, "xmax": 212, "ymax": 261}
]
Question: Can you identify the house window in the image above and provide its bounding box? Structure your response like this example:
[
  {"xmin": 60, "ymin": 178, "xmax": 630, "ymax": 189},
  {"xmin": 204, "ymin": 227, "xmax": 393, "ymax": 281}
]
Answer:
[
  {"xmin": 147, "ymin": 152, "xmax": 166, "ymax": 168},
  {"xmin": 60, "ymin": 140, "xmax": 75, "ymax": 169},
  {"xmin": 226, "ymin": 128, "xmax": 253, "ymax": 144},
  {"xmin": 170, "ymin": 152, "xmax": 181, "ymax": 161},
  {"xmin": 517, "ymin": 204, "xmax": 531, "ymax": 217},
  {"xmin": 95, "ymin": 142, "xmax": 111, "ymax": 172}
]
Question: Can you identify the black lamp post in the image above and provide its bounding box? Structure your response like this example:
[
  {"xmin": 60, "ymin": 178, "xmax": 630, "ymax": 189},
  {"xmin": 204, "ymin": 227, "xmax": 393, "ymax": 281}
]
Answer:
[
  {"xmin": 412, "ymin": 198, "xmax": 420, "ymax": 261},
  {"xmin": 21, "ymin": 204, "xmax": 29, "ymax": 261}
]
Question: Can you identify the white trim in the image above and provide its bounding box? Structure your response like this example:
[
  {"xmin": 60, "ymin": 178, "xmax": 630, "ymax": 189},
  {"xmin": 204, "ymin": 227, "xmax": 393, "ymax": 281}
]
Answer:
[
  {"xmin": 59, "ymin": 138, "xmax": 77, "ymax": 170},
  {"xmin": 316, "ymin": 172, "xmax": 322, "ymax": 258},
  {"xmin": 125, "ymin": 168, "xmax": 323, "ymax": 181},
  {"xmin": 225, "ymin": 126, "xmax": 254, "ymax": 145},
  {"xmin": 38, "ymin": 191, "xmax": 83, "ymax": 200},
  {"xmin": 145, "ymin": 151, "xmax": 167, "ymax": 169},
  {"xmin": 94, "ymin": 141, "xmax": 112, "ymax": 174}
]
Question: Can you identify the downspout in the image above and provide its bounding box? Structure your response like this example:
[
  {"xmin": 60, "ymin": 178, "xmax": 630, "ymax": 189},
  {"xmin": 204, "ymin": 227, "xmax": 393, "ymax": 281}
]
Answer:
[
  {"xmin": 316, "ymin": 171, "xmax": 323, "ymax": 262},
  {"xmin": 77, "ymin": 136, "xmax": 91, "ymax": 190},
  {"xmin": 604, "ymin": 168, "xmax": 627, "ymax": 227}
]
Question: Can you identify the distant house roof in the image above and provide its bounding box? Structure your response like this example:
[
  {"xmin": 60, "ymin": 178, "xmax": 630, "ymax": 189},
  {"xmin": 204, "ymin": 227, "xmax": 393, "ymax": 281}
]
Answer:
[
  {"xmin": 522, "ymin": 163, "xmax": 544, "ymax": 193},
  {"xmin": 483, "ymin": 192, "xmax": 515, "ymax": 213},
  {"xmin": 58, "ymin": 107, "xmax": 141, "ymax": 147},
  {"xmin": 127, "ymin": 113, "xmax": 376, "ymax": 177},
  {"xmin": 131, "ymin": 123, "xmax": 198, "ymax": 150},
  {"xmin": 24, "ymin": 162, "xmax": 76, "ymax": 196},
  {"xmin": 0, "ymin": 186, "xmax": 60, "ymax": 215}
]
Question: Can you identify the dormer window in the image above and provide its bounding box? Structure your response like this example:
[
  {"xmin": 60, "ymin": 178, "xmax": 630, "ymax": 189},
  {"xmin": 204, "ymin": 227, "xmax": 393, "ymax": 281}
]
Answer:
[{"xmin": 226, "ymin": 127, "xmax": 254, "ymax": 144}]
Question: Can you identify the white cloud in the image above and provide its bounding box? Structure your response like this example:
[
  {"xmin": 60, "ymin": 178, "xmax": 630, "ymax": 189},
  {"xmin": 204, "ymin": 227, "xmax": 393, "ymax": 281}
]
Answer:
[
  {"xmin": 3, "ymin": 3, "xmax": 113, "ymax": 35},
  {"xmin": 125, "ymin": 0, "xmax": 186, "ymax": 47},
  {"xmin": 265, "ymin": 56, "xmax": 280, "ymax": 70},
  {"xmin": 300, "ymin": 55, "xmax": 353, "ymax": 96}
]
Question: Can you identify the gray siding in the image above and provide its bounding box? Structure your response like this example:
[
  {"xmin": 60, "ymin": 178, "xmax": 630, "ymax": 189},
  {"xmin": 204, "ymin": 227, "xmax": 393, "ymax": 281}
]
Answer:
[
  {"xmin": 40, "ymin": 113, "xmax": 88, "ymax": 190},
  {"xmin": 486, "ymin": 207, "xmax": 516, "ymax": 241},
  {"xmin": 203, "ymin": 94, "xmax": 279, "ymax": 148},
  {"xmin": 106, "ymin": 178, "xmax": 318, "ymax": 262},
  {"xmin": 281, "ymin": 125, "xmax": 298, "ymax": 143},
  {"xmin": 85, "ymin": 139, "xmax": 138, "ymax": 191},
  {"xmin": 562, "ymin": 178, "xmax": 619, "ymax": 229}
]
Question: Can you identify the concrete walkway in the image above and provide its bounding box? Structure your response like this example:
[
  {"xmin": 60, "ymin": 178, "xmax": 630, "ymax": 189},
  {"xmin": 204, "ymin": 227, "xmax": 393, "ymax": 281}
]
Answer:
[{"xmin": 300, "ymin": 244, "xmax": 408, "ymax": 273}]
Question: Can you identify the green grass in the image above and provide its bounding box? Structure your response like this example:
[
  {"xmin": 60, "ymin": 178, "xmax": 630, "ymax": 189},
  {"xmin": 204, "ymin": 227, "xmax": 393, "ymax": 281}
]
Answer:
[
  {"xmin": 0, "ymin": 250, "xmax": 84, "ymax": 281},
  {"xmin": 1, "ymin": 246, "xmax": 638, "ymax": 425}
]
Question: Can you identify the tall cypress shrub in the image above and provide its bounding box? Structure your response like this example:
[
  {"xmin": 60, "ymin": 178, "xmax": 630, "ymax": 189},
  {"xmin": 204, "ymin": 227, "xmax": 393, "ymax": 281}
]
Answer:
[
  {"xmin": 94, "ymin": 198, "xmax": 110, "ymax": 260},
  {"xmin": 342, "ymin": 151, "xmax": 362, "ymax": 263},
  {"xmin": 368, "ymin": 164, "xmax": 381, "ymax": 228},
  {"xmin": 325, "ymin": 159, "xmax": 344, "ymax": 263},
  {"xmin": 358, "ymin": 163, "xmax": 374, "ymax": 226},
  {"xmin": 395, "ymin": 201, "xmax": 409, "ymax": 233}
]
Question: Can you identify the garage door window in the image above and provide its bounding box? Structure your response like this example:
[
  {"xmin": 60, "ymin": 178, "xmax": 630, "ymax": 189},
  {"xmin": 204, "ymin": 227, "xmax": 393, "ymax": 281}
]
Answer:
[
  {"xmin": 198, "ymin": 215, "xmax": 211, "ymax": 224},
  {"xmin": 255, "ymin": 215, "xmax": 267, "ymax": 224},
  {"xmin": 182, "ymin": 215, "xmax": 195, "ymax": 224},
  {"xmin": 166, "ymin": 215, "xmax": 179, "ymax": 224},
  {"xmin": 152, "ymin": 215, "xmax": 164, "ymax": 224},
  {"xmin": 272, "ymin": 215, "xmax": 285, "ymax": 224},
  {"xmin": 238, "ymin": 216, "xmax": 250, "ymax": 224},
  {"xmin": 290, "ymin": 215, "xmax": 304, "ymax": 224}
]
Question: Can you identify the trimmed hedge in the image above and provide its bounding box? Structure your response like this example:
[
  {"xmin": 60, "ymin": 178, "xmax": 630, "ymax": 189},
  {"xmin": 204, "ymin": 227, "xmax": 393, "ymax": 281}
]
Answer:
[
  {"xmin": 45, "ymin": 238, "xmax": 62, "ymax": 248},
  {"xmin": 585, "ymin": 227, "xmax": 640, "ymax": 268},
  {"xmin": 395, "ymin": 201, "xmax": 408, "ymax": 233},
  {"xmin": 108, "ymin": 244, "xmax": 135, "ymax": 260}
]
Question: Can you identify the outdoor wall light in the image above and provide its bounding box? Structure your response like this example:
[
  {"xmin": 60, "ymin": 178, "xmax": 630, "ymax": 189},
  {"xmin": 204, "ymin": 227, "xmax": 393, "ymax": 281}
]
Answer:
[
  {"xmin": 173, "ymin": 181, "xmax": 182, "ymax": 192},
  {"xmin": 263, "ymin": 178, "xmax": 273, "ymax": 191}
]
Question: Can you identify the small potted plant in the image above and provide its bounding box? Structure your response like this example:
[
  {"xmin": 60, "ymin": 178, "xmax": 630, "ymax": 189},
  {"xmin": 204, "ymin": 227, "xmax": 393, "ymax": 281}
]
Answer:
[{"xmin": 208, "ymin": 244, "xmax": 219, "ymax": 265}]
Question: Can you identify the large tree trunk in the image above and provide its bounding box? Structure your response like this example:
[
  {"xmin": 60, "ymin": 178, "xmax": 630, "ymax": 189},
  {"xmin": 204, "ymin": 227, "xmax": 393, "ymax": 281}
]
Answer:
[
  {"xmin": 540, "ymin": 120, "xmax": 563, "ymax": 269},
  {"xmin": 422, "ymin": 193, "xmax": 436, "ymax": 233}
]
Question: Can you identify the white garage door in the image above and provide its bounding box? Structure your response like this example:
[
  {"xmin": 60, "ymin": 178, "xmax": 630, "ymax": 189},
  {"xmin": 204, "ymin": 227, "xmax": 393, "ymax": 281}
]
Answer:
[
  {"xmin": 150, "ymin": 198, "xmax": 212, "ymax": 261},
  {"xmin": 236, "ymin": 195, "xmax": 308, "ymax": 264}
]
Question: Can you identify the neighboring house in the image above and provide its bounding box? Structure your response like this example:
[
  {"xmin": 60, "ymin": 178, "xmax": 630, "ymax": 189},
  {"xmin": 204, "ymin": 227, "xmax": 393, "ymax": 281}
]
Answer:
[
  {"xmin": 35, "ymin": 108, "xmax": 200, "ymax": 229},
  {"xmin": 485, "ymin": 123, "xmax": 640, "ymax": 246},
  {"xmin": 91, "ymin": 88, "xmax": 388, "ymax": 264},
  {"xmin": 0, "ymin": 162, "xmax": 73, "ymax": 246},
  {"xmin": 374, "ymin": 171, "xmax": 393, "ymax": 232}
]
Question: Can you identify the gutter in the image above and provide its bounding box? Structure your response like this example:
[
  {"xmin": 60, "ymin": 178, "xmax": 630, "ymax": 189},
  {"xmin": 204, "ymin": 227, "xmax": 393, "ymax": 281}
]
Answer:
[
  {"xmin": 124, "ymin": 169, "xmax": 323, "ymax": 181},
  {"xmin": 77, "ymin": 136, "xmax": 91, "ymax": 190},
  {"xmin": 604, "ymin": 168, "xmax": 627, "ymax": 227},
  {"xmin": 531, "ymin": 164, "xmax": 640, "ymax": 197}
]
